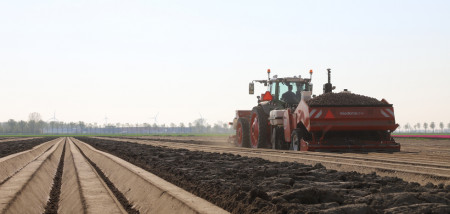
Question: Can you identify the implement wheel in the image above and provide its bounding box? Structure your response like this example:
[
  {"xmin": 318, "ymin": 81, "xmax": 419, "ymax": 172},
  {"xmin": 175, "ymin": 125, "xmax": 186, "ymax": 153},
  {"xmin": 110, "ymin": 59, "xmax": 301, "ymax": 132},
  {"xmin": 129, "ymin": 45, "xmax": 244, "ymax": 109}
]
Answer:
[
  {"xmin": 236, "ymin": 118, "xmax": 250, "ymax": 147},
  {"xmin": 250, "ymin": 106, "xmax": 269, "ymax": 148},
  {"xmin": 290, "ymin": 129, "xmax": 301, "ymax": 151}
]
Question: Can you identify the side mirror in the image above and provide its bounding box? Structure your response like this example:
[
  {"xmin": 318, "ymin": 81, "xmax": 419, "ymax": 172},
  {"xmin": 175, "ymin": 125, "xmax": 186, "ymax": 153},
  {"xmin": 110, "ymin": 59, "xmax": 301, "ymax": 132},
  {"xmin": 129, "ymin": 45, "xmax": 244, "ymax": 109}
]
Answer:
[{"xmin": 249, "ymin": 82, "xmax": 254, "ymax": 94}]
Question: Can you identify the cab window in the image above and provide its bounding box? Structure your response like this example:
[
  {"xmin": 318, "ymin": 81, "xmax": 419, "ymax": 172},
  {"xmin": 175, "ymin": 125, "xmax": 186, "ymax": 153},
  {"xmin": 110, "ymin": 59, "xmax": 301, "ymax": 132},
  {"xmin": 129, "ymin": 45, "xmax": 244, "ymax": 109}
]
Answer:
[{"xmin": 278, "ymin": 82, "xmax": 298, "ymax": 101}]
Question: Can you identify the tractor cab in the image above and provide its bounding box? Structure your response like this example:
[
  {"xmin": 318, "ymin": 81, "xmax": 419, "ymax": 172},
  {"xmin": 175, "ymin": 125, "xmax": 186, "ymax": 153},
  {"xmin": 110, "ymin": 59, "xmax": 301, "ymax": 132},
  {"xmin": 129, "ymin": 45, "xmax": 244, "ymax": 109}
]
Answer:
[
  {"xmin": 250, "ymin": 69, "xmax": 313, "ymax": 109},
  {"xmin": 269, "ymin": 77, "xmax": 312, "ymax": 105}
]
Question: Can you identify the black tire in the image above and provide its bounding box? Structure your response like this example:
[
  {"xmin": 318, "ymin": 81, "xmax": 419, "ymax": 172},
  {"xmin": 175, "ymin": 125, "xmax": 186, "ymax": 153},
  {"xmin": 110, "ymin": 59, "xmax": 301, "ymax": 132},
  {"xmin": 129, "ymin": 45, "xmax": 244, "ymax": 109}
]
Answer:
[
  {"xmin": 236, "ymin": 118, "xmax": 250, "ymax": 148},
  {"xmin": 271, "ymin": 127, "xmax": 285, "ymax": 150},
  {"xmin": 250, "ymin": 106, "xmax": 270, "ymax": 148},
  {"xmin": 290, "ymin": 129, "xmax": 301, "ymax": 151}
]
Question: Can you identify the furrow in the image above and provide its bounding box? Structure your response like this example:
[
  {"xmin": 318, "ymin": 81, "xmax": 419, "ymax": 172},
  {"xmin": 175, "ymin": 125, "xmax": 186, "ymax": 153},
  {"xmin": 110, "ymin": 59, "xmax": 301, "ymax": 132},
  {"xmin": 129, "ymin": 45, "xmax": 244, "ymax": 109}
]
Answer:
[{"xmin": 0, "ymin": 138, "xmax": 64, "ymax": 214}]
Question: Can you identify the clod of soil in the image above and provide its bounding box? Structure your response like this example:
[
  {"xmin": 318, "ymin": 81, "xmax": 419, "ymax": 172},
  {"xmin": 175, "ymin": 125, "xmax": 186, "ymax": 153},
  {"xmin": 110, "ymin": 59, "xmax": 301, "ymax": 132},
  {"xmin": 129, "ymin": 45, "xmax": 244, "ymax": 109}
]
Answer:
[
  {"xmin": 307, "ymin": 92, "xmax": 389, "ymax": 106},
  {"xmin": 0, "ymin": 137, "xmax": 57, "ymax": 158},
  {"xmin": 76, "ymin": 137, "xmax": 450, "ymax": 214}
]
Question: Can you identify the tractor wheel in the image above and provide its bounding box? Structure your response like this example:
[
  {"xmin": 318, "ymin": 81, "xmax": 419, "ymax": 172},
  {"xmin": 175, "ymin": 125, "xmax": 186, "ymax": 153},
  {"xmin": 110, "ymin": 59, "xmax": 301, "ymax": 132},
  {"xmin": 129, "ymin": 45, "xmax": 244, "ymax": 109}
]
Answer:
[
  {"xmin": 290, "ymin": 129, "xmax": 301, "ymax": 151},
  {"xmin": 250, "ymin": 106, "xmax": 269, "ymax": 148},
  {"xmin": 236, "ymin": 118, "xmax": 250, "ymax": 147},
  {"xmin": 271, "ymin": 127, "xmax": 284, "ymax": 150}
]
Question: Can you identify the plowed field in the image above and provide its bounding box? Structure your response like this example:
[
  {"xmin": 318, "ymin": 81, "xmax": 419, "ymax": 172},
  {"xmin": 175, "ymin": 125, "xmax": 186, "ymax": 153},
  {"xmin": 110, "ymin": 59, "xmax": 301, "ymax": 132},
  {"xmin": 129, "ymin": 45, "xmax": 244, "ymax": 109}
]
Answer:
[
  {"xmin": 1, "ymin": 136, "xmax": 449, "ymax": 214},
  {"xmin": 78, "ymin": 137, "xmax": 450, "ymax": 213}
]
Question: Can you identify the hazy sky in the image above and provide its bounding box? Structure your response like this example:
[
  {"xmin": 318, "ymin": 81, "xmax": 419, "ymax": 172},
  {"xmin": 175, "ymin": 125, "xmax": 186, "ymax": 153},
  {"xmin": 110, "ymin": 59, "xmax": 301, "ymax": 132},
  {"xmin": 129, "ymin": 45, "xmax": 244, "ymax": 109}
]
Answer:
[{"xmin": 1, "ymin": 0, "xmax": 449, "ymax": 127}]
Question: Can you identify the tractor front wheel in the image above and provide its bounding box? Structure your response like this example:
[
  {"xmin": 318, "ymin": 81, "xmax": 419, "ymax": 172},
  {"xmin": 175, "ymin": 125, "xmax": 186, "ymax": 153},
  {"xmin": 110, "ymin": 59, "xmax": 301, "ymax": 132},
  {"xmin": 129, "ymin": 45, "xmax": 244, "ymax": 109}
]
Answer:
[{"xmin": 271, "ymin": 127, "xmax": 284, "ymax": 150}]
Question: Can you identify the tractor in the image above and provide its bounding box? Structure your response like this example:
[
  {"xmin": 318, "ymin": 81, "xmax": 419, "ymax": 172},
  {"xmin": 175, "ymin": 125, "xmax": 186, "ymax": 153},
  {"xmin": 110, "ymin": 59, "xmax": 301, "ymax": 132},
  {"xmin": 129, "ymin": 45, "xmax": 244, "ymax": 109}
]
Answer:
[
  {"xmin": 230, "ymin": 69, "xmax": 313, "ymax": 149},
  {"xmin": 230, "ymin": 68, "xmax": 400, "ymax": 152}
]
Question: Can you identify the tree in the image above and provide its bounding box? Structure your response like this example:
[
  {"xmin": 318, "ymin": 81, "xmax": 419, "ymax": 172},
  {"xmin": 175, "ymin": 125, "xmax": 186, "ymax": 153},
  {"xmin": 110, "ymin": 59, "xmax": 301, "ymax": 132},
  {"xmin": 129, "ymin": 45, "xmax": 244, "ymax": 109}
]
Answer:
[
  {"xmin": 58, "ymin": 122, "xmax": 64, "ymax": 134},
  {"xmin": 18, "ymin": 120, "xmax": 27, "ymax": 133},
  {"xmin": 194, "ymin": 118, "xmax": 206, "ymax": 133},
  {"xmin": 49, "ymin": 121, "xmax": 57, "ymax": 134},
  {"xmin": 28, "ymin": 120, "xmax": 37, "ymax": 134},
  {"xmin": 404, "ymin": 123, "xmax": 411, "ymax": 133},
  {"xmin": 430, "ymin": 122, "xmax": 435, "ymax": 133},
  {"xmin": 448, "ymin": 123, "xmax": 450, "ymax": 133},
  {"xmin": 37, "ymin": 120, "xmax": 46, "ymax": 134},
  {"xmin": 28, "ymin": 112, "xmax": 42, "ymax": 122},
  {"xmin": 222, "ymin": 123, "xmax": 230, "ymax": 132},
  {"xmin": 7, "ymin": 119, "xmax": 18, "ymax": 133},
  {"xmin": 179, "ymin": 123, "xmax": 185, "ymax": 133},
  {"xmin": 69, "ymin": 122, "xmax": 76, "ymax": 134},
  {"xmin": 439, "ymin": 122, "xmax": 444, "ymax": 133},
  {"xmin": 416, "ymin": 123, "xmax": 421, "ymax": 133},
  {"xmin": 152, "ymin": 123, "xmax": 158, "ymax": 134},
  {"xmin": 78, "ymin": 121, "xmax": 86, "ymax": 134},
  {"xmin": 423, "ymin": 122, "xmax": 428, "ymax": 133}
]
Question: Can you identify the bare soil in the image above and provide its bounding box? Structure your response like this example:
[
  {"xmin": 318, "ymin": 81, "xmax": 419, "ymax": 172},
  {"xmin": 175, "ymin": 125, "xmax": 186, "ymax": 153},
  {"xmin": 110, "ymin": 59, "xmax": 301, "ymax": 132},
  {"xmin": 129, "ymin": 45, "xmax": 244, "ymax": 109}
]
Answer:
[
  {"xmin": 77, "ymin": 137, "xmax": 450, "ymax": 214},
  {"xmin": 0, "ymin": 137, "xmax": 57, "ymax": 158},
  {"xmin": 117, "ymin": 135, "xmax": 231, "ymax": 146},
  {"xmin": 394, "ymin": 138, "xmax": 450, "ymax": 156}
]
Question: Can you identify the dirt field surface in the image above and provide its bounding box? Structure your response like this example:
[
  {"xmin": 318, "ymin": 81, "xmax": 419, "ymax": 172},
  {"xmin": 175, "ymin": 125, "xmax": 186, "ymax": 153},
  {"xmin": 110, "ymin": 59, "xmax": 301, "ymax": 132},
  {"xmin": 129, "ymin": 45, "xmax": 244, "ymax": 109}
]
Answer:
[
  {"xmin": 0, "ymin": 137, "xmax": 226, "ymax": 214},
  {"xmin": 0, "ymin": 137, "xmax": 37, "ymax": 143},
  {"xmin": 0, "ymin": 137, "xmax": 56, "ymax": 158},
  {"xmin": 80, "ymin": 137, "xmax": 450, "ymax": 214},
  {"xmin": 107, "ymin": 136, "xmax": 450, "ymax": 186},
  {"xmin": 395, "ymin": 138, "xmax": 450, "ymax": 156},
  {"xmin": 1, "ymin": 136, "xmax": 449, "ymax": 213}
]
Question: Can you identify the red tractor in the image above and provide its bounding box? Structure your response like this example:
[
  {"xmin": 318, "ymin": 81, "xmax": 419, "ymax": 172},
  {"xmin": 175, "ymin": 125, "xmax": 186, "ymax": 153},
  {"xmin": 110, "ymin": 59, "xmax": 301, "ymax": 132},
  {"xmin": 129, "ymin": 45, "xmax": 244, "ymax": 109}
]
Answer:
[{"xmin": 230, "ymin": 69, "xmax": 400, "ymax": 152}]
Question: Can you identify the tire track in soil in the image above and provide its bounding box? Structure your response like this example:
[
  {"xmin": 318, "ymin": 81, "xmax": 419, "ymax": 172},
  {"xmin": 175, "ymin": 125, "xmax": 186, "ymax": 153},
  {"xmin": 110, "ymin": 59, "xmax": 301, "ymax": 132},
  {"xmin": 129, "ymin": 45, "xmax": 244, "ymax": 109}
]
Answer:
[
  {"xmin": 44, "ymin": 139, "xmax": 66, "ymax": 214},
  {"xmin": 73, "ymin": 143, "xmax": 139, "ymax": 214}
]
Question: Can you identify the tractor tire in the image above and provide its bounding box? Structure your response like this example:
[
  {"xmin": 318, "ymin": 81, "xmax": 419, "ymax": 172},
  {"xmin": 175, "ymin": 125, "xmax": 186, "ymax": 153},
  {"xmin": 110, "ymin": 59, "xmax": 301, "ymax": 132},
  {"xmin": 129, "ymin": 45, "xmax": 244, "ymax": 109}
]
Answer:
[
  {"xmin": 290, "ymin": 129, "xmax": 301, "ymax": 151},
  {"xmin": 236, "ymin": 118, "xmax": 250, "ymax": 148},
  {"xmin": 271, "ymin": 127, "xmax": 285, "ymax": 150},
  {"xmin": 250, "ymin": 106, "xmax": 270, "ymax": 148}
]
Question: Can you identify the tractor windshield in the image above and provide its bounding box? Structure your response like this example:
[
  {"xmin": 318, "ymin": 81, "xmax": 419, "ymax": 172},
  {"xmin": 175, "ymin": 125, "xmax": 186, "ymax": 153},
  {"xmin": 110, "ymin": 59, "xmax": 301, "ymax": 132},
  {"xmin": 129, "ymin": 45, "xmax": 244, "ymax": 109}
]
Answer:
[
  {"xmin": 278, "ymin": 82, "xmax": 301, "ymax": 104},
  {"xmin": 270, "ymin": 80, "xmax": 310, "ymax": 104}
]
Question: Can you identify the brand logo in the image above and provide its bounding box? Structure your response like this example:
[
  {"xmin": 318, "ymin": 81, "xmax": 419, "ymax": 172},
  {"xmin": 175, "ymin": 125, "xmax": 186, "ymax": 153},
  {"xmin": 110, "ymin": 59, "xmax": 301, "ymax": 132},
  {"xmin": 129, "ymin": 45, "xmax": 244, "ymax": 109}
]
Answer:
[{"xmin": 339, "ymin": 112, "xmax": 364, "ymax": 116}]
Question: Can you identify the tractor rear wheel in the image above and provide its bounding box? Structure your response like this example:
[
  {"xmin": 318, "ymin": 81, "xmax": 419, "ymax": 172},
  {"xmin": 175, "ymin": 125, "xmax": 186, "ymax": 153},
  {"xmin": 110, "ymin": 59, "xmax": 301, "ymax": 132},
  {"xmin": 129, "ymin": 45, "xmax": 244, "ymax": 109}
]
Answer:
[
  {"xmin": 290, "ymin": 129, "xmax": 301, "ymax": 151},
  {"xmin": 250, "ymin": 106, "xmax": 269, "ymax": 148},
  {"xmin": 236, "ymin": 118, "xmax": 250, "ymax": 147}
]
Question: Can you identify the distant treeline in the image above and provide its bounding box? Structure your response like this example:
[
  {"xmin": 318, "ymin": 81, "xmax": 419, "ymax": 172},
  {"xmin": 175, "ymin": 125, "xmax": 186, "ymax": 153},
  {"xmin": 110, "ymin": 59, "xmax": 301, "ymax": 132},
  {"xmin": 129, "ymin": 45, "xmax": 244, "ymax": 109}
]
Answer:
[
  {"xmin": 0, "ymin": 113, "xmax": 232, "ymax": 135},
  {"xmin": 395, "ymin": 122, "xmax": 450, "ymax": 133}
]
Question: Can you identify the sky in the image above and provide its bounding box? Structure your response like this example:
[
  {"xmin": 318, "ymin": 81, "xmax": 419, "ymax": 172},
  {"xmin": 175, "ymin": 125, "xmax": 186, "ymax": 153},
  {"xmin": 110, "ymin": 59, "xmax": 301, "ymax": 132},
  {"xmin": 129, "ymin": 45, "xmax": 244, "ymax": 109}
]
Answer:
[{"xmin": 1, "ymin": 0, "xmax": 449, "ymax": 127}]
